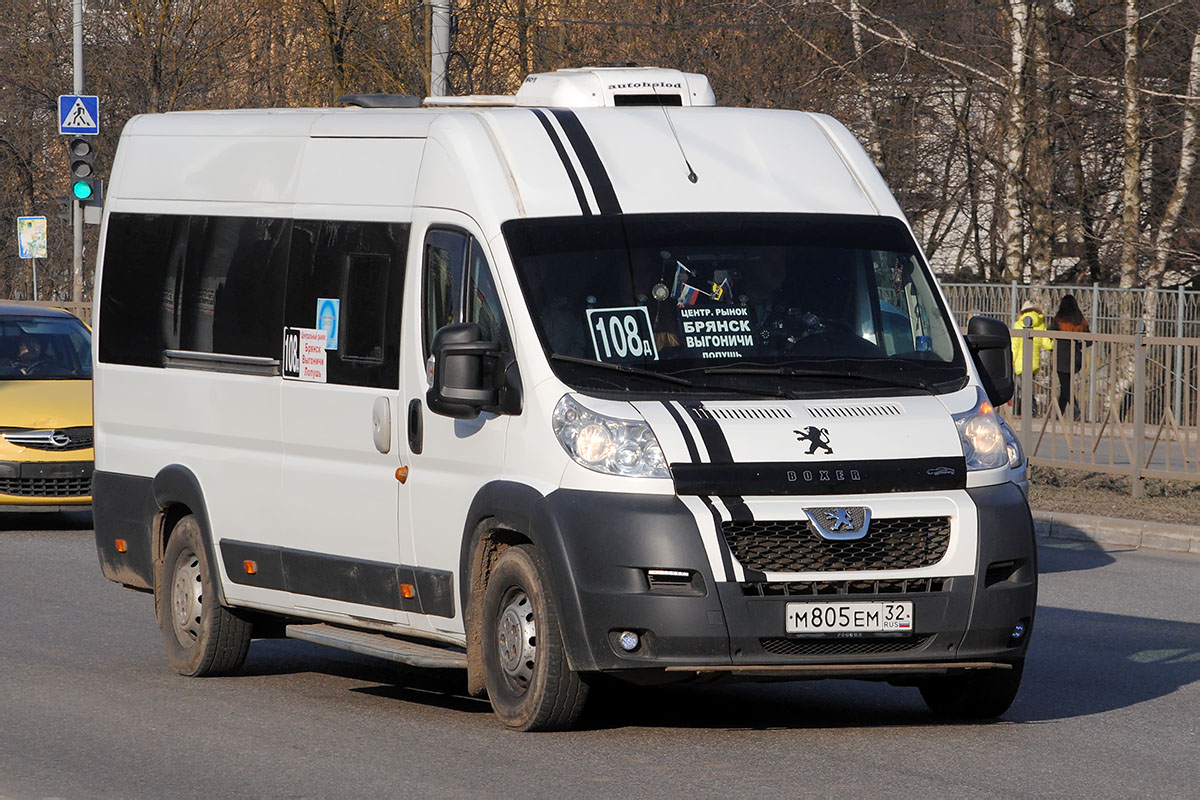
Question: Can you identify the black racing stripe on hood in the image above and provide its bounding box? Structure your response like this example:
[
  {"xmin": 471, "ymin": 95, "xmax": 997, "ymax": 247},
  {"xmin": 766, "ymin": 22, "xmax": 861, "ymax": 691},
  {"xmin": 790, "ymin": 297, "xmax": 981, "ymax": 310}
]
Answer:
[
  {"xmin": 549, "ymin": 109, "xmax": 622, "ymax": 215},
  {"xmin": 662, "ymin": 401, "xmax": 700, "ymax": 463},
  {"xmin": 531, "ymin": 109, "xmax": 592, "ymax": 215},
  {"xmin": 699, "ymin": 495, "xmax": 736, "ymax": 582},
  {"xmin": 682, "ymin": 402, "xmax": 733, "ymax": 464},
  {"xmin": 720, "ymin": 495, "xmax": 753, "ymax": 522}
]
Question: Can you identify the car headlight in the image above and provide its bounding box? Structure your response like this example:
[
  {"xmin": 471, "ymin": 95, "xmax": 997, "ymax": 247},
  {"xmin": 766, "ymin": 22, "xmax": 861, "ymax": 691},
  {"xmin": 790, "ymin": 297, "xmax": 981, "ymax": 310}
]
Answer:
[
  {"xmin": 953, "ymin": 388, "xmax": 1008, "ymax": 471},
  {"xmin": 552, "ymin": 395, "xmax": 670, "ymax": 478},
  {"xmin": 998, "ymin": 416, "xmax": 1024, "ymax": 469}
]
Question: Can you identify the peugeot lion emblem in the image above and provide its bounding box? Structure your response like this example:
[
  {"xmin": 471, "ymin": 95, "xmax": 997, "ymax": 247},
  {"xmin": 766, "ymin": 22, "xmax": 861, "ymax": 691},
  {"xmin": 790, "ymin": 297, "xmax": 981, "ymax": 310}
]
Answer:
[
  {"xmin": 804, "ymin": 507, "xmax": 871, "ymax": 541},
  {"xmin": 794, "ymin": 426, "xmax": 833, "ymax": 455}
]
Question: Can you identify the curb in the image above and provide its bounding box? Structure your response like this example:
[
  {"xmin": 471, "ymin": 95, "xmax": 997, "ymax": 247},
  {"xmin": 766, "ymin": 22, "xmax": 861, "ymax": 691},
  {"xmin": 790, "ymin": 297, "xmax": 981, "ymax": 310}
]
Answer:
[{"xmin": 1031, "ymin": 509, "xmax": 1200, "ymax": 555}]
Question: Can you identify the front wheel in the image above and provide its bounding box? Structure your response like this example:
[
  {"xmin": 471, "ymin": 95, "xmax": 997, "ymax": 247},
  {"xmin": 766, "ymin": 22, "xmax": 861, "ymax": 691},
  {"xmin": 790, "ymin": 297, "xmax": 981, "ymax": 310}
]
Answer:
[
  {"xmin": 155, "ymin": 515, "xmax": 252, "ymax": 677},
  {"xmin": 919, "ymin": 660, "xmax": 1024, "ymax": 719},
  {"xmin": 481, "ymin": 545, "xmax": 588, "ymax": 731}
]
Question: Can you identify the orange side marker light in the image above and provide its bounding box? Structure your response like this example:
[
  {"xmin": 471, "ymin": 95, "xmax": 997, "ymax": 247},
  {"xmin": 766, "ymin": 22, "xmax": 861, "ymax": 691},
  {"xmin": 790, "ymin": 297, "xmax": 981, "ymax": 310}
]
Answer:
[
  {"xmin": 114, "ymin": 539, "xmax": 127, "ymax": 553},
  {"xmin": 400, "ymin": 583, "xmax": 416, "ymax": 599},
  {"xmin": 395, "ymin": 466, "xmax": 409, "ymax": 484},
  {"xmin": 243, "ymin": 560, "xmax": 258, "ymax": 575}
]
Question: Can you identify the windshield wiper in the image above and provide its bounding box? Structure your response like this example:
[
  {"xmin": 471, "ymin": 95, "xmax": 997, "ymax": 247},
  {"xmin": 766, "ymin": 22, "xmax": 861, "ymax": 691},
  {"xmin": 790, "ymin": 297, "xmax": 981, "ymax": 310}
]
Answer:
[
  {"xmin": 550, "ymin": 355, "xmax": 795, "ymax": 398},
  {"xmin": 702, "ymin": 364, "xmax": 934, "ymax": 393},
  {"xmin": 551, "ymin": 354, "xmax": 694, "ymax": 386}
]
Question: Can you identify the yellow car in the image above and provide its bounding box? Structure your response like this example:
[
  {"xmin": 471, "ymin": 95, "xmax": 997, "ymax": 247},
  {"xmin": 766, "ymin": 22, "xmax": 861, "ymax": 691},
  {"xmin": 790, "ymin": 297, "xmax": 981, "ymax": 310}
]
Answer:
[{"xmin": 0, "ymin": 303, "xmax": 93, "ymax": 510}]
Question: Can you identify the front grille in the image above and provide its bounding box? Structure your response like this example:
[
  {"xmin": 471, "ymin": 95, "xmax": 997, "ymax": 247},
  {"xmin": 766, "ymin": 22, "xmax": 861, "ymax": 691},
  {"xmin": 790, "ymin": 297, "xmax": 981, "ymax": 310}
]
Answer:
[
  {"xmin": 0, "ymin": 475, "xmax": 93, "ymax": 497},
  {"xmin": 760, "ymin": 635, "xmax": 933, "ymax": 657},
  {"xmin": 1, "ymin": 427, "xmax": 93, "ymax": 451},
  {"xmin": 723, "ymin": 516, "xmax": 950, "ymax": 572},
  {"xmin": 741, "ymin": 577, "xmax": 949, "ymax": 597}
]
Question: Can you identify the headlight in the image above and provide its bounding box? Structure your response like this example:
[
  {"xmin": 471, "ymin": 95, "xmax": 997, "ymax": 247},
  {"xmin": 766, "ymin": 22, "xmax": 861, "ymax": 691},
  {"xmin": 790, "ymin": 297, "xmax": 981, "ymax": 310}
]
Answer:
[
  {"xmin": 998, "ymin": 416, "xmax": 1024, "ymax": 469},
  {"xmin": 552, "ymin": 395, "xmax": 670, "ymax": 478},
  {"xmin": 953, "ymin": 389, "xmax": 1008, "ymax": 471}
]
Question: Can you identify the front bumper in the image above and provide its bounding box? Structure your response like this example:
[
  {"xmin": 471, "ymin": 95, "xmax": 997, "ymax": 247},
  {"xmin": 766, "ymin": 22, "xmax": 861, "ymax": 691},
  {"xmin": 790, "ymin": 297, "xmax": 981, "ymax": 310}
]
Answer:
[
  {"xmin": 534, "ymin": 483, "xmax": 1036, "ymax": 677},
  {"xmin": 0, "ymin": 459, "xmax": 93, "ymax": 508}
]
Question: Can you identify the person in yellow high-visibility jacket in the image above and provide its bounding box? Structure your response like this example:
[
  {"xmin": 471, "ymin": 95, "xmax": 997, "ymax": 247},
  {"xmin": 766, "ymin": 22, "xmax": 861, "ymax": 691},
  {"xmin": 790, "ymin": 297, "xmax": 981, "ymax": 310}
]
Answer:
[{"xmin": 1011, "ymin": 300, "xmax": 1052, "ymax": 414}]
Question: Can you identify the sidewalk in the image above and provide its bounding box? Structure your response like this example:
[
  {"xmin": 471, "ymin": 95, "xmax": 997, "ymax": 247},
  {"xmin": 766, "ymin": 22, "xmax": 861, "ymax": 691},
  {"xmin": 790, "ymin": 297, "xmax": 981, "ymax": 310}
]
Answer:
[{"xmin": 1031, "ymin": 508, "xmax": 1200, "ymax": 555}]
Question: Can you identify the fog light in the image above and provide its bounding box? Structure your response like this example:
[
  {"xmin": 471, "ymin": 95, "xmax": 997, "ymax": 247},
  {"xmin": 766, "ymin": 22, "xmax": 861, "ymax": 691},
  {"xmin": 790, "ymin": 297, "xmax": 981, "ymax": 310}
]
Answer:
[
  {"xmin": 618, "ymin": 630, "xmax": 640, "ymax": 652},
  {"xmin": 1011, "ymin": 623, "xmax": 1027, "ymax": 640}
]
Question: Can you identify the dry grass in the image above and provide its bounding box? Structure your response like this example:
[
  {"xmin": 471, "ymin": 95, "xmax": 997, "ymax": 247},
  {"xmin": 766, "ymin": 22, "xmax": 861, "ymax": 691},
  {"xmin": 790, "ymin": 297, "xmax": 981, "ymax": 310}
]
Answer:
[{"xmin": 1028, "ymin": 466, "xmax": 1200, "ymax": 527}]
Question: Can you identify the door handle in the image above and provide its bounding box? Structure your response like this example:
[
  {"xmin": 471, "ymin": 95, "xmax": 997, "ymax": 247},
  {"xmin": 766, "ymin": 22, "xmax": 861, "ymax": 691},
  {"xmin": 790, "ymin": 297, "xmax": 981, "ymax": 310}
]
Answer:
[
  {"xmin": 408, "ymin": 398, "xmax": 423, "ymax": 455},
  {"xmin": 372, "ymin": 396, "xmax": 392, "ymax": 454}
]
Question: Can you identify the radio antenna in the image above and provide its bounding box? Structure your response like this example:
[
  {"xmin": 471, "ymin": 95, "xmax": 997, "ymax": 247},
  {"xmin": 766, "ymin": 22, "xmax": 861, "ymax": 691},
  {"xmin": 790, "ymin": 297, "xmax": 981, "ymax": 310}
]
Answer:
[{"xmin": 654, "ymin": 85, "xmax": 698, "ymax": 184}]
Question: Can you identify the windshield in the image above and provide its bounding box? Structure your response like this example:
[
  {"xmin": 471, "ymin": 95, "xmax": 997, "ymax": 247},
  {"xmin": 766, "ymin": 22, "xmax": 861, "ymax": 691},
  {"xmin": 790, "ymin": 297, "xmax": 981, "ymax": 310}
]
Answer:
[
  {"xmin": 503, "ymin": 213, "xmax": 966, "ymax": 397},
  {"xmin": 0, "ymin": 315, "xmax": 92, "ymax": 380}
]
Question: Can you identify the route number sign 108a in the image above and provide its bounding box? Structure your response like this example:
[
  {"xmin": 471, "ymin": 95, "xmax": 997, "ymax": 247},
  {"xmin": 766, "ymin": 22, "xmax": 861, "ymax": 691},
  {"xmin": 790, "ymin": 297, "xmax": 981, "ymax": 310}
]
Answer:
[{"xmin": 587, "ymin": 306, "xmax": 659, "ymax": 362}]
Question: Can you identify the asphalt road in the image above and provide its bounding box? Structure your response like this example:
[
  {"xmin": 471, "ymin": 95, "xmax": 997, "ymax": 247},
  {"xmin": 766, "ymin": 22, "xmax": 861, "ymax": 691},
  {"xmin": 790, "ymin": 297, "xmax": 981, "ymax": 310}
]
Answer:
[{"xmin": 2, "ymin": 514, "xmax": 1198, "ymax": 799}]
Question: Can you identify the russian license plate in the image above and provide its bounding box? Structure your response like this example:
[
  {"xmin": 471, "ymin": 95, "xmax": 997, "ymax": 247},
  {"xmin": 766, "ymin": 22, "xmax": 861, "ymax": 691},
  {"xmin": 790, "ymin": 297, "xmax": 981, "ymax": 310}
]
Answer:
[{"xmin": 785, "ymin": 601, "xmax": 913, "ymax": 635}]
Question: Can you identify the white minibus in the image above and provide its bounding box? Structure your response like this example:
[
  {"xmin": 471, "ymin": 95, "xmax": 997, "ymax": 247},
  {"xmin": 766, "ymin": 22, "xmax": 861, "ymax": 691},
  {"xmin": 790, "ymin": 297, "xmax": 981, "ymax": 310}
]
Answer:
[{"xmin": 92, "ymin": 67, "xmax": 1033, "ymax": 731}]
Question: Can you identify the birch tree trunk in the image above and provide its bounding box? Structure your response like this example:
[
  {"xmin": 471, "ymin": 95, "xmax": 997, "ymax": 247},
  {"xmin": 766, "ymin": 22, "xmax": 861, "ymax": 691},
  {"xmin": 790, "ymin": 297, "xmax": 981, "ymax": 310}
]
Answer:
[
  {"xmin": 1027, "ymin": 1, "xmax": 1054, "ymax": 283},
  {"xmin": 1000, "ymin": 0, "xmax": 1031, "ymax": 282},
  {"xmin": 1118, "ymin": 0, "xmax": 1142, "ymax": 290},
  {"xmin": 848, "ymin": 0, "xmax": 885, "ymax": 170},
  {"xmin": 1148, "ymin": 28, "xmax": 1200, "ymax": 290}
]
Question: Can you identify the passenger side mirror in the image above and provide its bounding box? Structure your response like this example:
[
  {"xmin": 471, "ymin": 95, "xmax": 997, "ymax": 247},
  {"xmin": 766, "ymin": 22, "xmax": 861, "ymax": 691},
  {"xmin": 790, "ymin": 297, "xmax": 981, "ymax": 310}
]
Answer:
[
  {"xmin": 965, "ymin": 316, "xmax": 1014, "ymax": 407},
  {"xmin": 426, "ymin": 323, "xmax": 502, "ymax": 419}
]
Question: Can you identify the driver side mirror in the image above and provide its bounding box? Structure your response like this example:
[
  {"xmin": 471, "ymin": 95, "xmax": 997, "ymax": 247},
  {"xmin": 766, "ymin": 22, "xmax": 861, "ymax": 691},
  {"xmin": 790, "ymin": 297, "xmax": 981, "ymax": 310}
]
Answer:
[
  {"xmin": 426, "ymin": 323, "xmax": 502, "ymax": 419},
  {"xmin": 965, "ymin": 316, "xmax": 1014, "ymax": 407}
]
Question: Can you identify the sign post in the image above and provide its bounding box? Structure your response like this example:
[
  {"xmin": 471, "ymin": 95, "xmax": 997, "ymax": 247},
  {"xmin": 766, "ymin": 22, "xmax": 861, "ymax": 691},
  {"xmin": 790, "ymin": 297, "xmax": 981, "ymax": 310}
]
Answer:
[
  {"xmin": 17, "ymin": 216, "xmax": 48, "ymax": 300},
  {"xmin": 59, "ymin": 89, "xmax": 99, "ymax": 306}
]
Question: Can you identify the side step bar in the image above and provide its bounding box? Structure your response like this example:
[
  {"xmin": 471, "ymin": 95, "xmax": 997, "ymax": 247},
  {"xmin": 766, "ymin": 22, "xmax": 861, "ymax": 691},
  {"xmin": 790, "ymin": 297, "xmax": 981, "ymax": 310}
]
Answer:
[{"xmin": 285, "ymin": 623, "xmax": 467, "ymax": 670}]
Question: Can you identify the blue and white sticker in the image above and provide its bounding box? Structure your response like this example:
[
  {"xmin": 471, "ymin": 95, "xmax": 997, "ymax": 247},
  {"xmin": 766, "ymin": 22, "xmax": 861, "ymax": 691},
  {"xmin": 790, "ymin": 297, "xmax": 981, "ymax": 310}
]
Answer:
[{"xmin": 316, "ymin": 298, "xmax": 340, "ymax": 350}]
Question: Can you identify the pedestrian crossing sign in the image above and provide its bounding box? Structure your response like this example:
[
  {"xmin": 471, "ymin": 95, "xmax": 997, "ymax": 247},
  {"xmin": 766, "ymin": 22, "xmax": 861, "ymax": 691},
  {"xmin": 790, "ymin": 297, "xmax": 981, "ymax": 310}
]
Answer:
[{"xmin": 59, "ymin": 95, "xmax": 100, "ymax": 135}]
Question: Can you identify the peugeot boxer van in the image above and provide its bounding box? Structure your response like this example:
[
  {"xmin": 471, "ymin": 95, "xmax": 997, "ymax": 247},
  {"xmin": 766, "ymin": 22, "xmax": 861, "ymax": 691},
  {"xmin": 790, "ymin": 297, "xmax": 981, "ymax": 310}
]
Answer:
[{"xmin": 92, "ymin": 67, "xmax": 1032, "ymax": 731}]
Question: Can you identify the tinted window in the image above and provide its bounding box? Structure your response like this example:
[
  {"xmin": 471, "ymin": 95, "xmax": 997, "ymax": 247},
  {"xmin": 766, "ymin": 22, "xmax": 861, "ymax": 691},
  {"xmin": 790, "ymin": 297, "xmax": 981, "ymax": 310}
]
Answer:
[
  {"xmin": 99, "ymin": 213, "xmax": 288, "ymax": 366},
  {"xmin": 285, "ymin": 220, "xmax": 407, "ymax": 388},
  {"xmin": 503, "ymin": 213, "xmax": 966, "ymax": 397},
  {"xmin": 422, "ymin": 230, "xmax": 467, "ymax": 357}
]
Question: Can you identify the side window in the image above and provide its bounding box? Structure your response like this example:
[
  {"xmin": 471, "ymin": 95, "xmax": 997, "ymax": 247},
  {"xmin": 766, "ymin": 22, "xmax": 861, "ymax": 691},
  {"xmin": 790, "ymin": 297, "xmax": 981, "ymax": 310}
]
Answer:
[
  {"xmin": 467, "ymin": 239, "xmax": 508, "ymax": 346},
  {"xmin": 99, "ymin": 212, "xmax": 178, "ymax": 367},
  {"xmin": 422, "ymin": 229, "xmax": 508, "ymax": 356},
  {"xmin": 98, "ymin": 212, "xmax": 288, "ymax": 366},
  {"xmin": 284, "ymin": 220, "xmax": 408, "ymax": 389},
  {"xmin": 422, "ymin": 230, "xmax": 467, "ymax": 357}
]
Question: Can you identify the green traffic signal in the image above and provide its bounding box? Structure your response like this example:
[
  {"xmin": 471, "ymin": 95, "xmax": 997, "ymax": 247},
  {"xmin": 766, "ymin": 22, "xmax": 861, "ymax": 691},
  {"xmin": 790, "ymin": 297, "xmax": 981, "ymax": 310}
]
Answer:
[{"xmin": 72, "ymin": 180, "xmax": 94, "ymax": 200}]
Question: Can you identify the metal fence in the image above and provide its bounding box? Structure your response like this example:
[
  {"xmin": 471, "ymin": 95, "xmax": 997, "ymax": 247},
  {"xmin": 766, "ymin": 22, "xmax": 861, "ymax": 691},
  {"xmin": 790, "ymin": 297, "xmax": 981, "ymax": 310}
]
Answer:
[
  {"xmin": 943, "ymin": 281, "xmax": 1200, "ymax": 337},
  {"xmin": 1008, "ymin": 326, "xmax": 1200, "ymax": 495}
]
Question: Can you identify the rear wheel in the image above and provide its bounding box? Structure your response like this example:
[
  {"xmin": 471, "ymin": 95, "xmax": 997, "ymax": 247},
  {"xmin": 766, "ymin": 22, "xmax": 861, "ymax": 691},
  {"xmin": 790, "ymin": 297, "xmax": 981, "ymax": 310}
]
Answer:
[
  {"xmin": 155, "ymin": 515, "xmax": 251, "ymax": 677},
  {"xmin": 919, "ymin": 660, "xmax": 1024, "ymax": 719},
  {"xmin": 481, "ymin": 545, "xmax": 588, "ymax": 731}
]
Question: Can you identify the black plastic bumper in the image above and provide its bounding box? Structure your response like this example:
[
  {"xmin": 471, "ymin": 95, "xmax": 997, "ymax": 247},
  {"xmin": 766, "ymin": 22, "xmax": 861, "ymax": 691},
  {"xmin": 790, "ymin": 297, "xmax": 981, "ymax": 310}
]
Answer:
[{"xmin": 534, "ymin": 483, "xmax": 1036, "ymax": 675}]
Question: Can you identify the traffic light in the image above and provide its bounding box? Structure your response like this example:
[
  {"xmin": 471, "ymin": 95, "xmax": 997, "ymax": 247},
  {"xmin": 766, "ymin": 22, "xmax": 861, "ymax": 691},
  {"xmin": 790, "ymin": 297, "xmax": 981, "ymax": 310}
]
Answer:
[{"xmin": 68, "ymin": 136, "xmax": 98, "ymax": 202}]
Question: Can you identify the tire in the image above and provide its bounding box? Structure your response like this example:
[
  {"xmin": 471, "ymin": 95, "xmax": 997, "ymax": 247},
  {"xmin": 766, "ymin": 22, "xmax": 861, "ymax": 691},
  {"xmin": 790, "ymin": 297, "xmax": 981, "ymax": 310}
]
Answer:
[
  {"xmin": 481, "ymin": 545, "xmax": 588, "ymax": 731},
  {"xmin": 919, "ymin": 660, "xmax": 1024, "ymax": 719},
  {"xmin": 155, "ymin": 515, "xmax": 251, "ymax": 677}
]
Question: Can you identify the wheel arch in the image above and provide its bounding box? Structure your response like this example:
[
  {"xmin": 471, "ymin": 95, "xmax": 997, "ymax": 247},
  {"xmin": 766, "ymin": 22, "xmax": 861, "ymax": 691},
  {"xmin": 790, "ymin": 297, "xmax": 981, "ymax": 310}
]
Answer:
[{"xmin": 152, "ymin": 464, "xmax": 228, "ymax": 606}]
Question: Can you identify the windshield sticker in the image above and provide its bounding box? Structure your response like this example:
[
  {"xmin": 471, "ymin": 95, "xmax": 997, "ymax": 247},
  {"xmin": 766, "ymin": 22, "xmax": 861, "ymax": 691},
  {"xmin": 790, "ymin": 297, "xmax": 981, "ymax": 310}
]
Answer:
[
  {"xmin": 282, "ymin": 327, "xmax": 327, "ymax": 382},
  {"xmin": 678, "ymin": 306, "xmax": 754, "ymax": 358},
  {"xmin": 316, "ymin": 298, "xmax": 340, "ymax": 351},
  {"xmin": 587, "ymin": 307, "xmax": 659, "ymax": 362}
]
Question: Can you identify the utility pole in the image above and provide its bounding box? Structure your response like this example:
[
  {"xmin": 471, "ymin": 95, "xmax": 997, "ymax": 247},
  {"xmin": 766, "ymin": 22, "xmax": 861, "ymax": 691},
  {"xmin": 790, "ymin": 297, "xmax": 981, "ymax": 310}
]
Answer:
[
  {"xmin": 431, "ymin": 1, "xmax": 451, "ymax": 96},
  {"xmin": 72, "ymin": 0, "xmax": 84, "ymax": 304}
]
